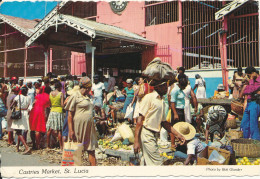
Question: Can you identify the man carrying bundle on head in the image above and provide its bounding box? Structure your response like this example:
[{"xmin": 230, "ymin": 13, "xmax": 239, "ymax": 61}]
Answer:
[{"xmin": 134, "ymin": 57, "xmax": 186, "ymax": 166}]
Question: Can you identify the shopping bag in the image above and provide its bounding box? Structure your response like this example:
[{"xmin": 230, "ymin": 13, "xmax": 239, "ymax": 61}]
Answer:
[
  {"xmin": 124, "ymin": 105, "xmax": 134, "ymax": 120},
  {"xmin": 166, "ymin": 109, "xmax": 171, "ymax": 123},
  {"xmin": 61, "ymin": 141, "xmax": 84, "ymax": 166}
]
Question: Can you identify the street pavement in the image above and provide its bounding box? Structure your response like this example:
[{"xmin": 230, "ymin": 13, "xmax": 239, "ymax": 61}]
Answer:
[{"xmin": 0, "ymin": 140, "xmax": 58, "ymax": 167}]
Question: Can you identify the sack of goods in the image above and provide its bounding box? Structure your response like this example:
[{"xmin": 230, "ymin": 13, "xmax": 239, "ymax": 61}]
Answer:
[
  {"xmin": 142, "ymin": 57, "xmax": 176, "ymax": 86},
  {"xmin": 61, "ymin": 141, "xmax": 84, "ymax": 166},
  {"xmin": 118, "ymin": 123, "xmax": 135, "ymax": 143}
]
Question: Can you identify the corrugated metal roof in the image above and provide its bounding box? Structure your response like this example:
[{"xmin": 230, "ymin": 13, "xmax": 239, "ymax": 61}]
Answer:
[
  {"xmin": 61, "ymin": 14, "xmax": 156, "ymax": 45},
  {"xmin": 0, "ymin": 14, "xmax": 38, "ymax": 36}
]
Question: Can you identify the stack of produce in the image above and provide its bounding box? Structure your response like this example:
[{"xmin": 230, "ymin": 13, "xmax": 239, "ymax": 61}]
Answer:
[
  {"xmin": 98, "ymin": 139, "xmax": 132, "ymax": 150},
  {"xmin": 236, "ymin": 157, "xmax": 260, "ymax": 165}
]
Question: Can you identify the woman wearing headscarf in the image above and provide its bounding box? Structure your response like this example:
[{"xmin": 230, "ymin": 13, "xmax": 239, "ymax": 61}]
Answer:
[
  {"xmin": 205, "ymin": 105, "xmax": 227, "ymax": 144},
  {"xmin": 65, "ymin": 77, "xmax": 98, "ymax": 166},
  {"xmin": 11, "ymin": 85, "xmax": 32, "ymax": 154},
  {"xmin": 193, "ymin": 74, "xmax": 206, "ymax": 99}
]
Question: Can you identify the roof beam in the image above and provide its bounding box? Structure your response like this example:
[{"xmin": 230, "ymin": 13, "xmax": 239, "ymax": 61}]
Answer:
[{"xmin": 215, "ymin": 0, "xmax": 248, "ymax": 20}]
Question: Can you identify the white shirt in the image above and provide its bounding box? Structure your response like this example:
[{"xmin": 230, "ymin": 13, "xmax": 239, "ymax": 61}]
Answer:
[
  {"xmin": 14, "ymin": 95, "xmax": 32, "ymax": 111},
  {"xmin": 187, "ymin": 138, "xmax": 205, "ymax": 156},
  {"xmin": 92, "ymin": 82, "xmax": 105, "ymax": 98},
  {"xmin": 27, "ymin": 87, "xmax": 35, "ymax": 102},
  {"xmin": 107, "ymin": 77, "xmax": 116, "ymax": 92},
  {"xmin": 139, "ymin": 91, "xmax": 166, "ymax": 132}
]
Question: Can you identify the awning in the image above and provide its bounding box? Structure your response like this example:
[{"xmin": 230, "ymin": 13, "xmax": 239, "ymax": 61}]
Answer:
[
  {"xmin": 215, "ymin": 0, "xmax": 248, "ymax": 20},
  {"xmin": 26, "ymin": 14, "xmax": 156, "ymax": 47}
]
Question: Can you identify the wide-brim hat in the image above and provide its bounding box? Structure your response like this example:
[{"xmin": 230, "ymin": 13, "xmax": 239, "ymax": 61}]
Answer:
[
  {"xmin": 67, "ymin": 85, "xmax": 80, "ymax": 96},
  {"xmin": 173, "ymin": 122, "xmax": 196, "ymax": 141}
]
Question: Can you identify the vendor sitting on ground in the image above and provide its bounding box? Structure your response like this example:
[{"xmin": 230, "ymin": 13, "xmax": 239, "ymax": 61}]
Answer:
[
  {"xmin": 94, "ymin": 103, "xmax": 108, "ymax": 138},
  {"xmin": 205, "ymin": 105, "xmax": 227, "ymax": 144},
  {"xmin": 213, "ymin": 84, "xmax": 229, "ymax": 99},
  {"xmin": 173, "ymin": 122, "xmax": 205, "ymax": 165}
]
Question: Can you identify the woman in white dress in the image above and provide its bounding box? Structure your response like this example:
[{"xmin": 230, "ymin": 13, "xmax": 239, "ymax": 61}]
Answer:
[
  {"xmin": 11, "ymin": 85, "xmax": 32, "ymax": 154},
  {"xmin": 193, "ymin": 74, "xmax": 206, "ymax": 99},
  {"xmin": 183, "ymin": 84, "xmax": 198, "ymax": 123}
]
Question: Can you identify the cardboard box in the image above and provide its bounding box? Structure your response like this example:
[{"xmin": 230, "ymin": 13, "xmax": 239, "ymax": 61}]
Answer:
[{"xmin": 197, "ymin": 146, "xmax": 230, "ymax": 165}]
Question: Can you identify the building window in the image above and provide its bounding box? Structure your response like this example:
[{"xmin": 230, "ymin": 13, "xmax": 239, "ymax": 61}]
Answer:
[{"xmin": 145, "ymin": 1, "xmax": 178, "ymax": 26}]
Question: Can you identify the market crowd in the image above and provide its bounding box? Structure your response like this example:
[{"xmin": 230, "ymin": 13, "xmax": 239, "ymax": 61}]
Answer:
[{"xmin": 0, "ymin": 57, "xmax": 259, "ymax": 166}]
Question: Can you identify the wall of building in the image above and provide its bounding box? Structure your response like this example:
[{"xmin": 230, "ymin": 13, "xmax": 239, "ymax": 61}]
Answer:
[
  {"xmin": 145, "ymin": 22, "xmax": 182, "ymax": 69},
  {"xmin": 97, "ymin": 1, "xmax": 145, "ymax": 36},
  {"xmin": 96, "ymin": 1, "xmax": 182, "ymax": 70}
]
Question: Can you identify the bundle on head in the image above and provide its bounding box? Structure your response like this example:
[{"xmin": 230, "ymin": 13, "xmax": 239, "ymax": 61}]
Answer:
[{"xmin": 142, "ymin": 57, "xmax": 175, "ymax": 86}]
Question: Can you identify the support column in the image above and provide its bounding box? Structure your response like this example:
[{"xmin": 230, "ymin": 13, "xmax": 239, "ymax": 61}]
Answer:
[
  {"xmin": 219, "ymin": 1, "xmax": 229, "ymax": 92},
  {"xmin": 49, "ymin": 48, "xmax": 53, "ymax": 72},
  {"xmin": 24, "ymin": 47, "xmax": 28, "ymax": 82},
  {"xmin": 91, "ymin": 47, "xmax": 96, "ymax": 83},
  {"xmin": 44, "ymin": 50, "xmax": 48, "ymax": 77},
  {"xmin": 178, "ymin": 0, "xmax": 183, "ymax": 67}
]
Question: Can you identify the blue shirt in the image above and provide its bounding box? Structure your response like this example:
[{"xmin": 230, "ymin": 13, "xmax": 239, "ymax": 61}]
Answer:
[{"xmin": 170, "ymin": 84, "xmax": 185, "ymax": 109}]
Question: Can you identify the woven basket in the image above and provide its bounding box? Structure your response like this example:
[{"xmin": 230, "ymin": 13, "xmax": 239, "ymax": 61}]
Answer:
[
  {"xmin": 227, "ymin": 130, "xmax": 243, "ymax": 140},
  {"xmin": 202, "ymin": 105, "xmax": 211, "ymax": 120},
  {"xmin": 231, "ymin": 139, "xmax": 260, "ymax": 158},
  {"xmin": 226, "ymin": 118, "xmax": 237, "ymax": 129},
  {"xmin": 231, "ymin": 101, "xmax": 243, "ymax": 116}
]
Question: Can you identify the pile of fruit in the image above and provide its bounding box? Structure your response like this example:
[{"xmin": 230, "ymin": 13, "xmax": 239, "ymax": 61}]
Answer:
[
  {"xmin": 236, "ymin": 157, "xmax": 260, "ymax": 165},
  {"xmin": 160, "ymin": 152, "xmax": 174, "ymax": 160},
  {"xmin": 98, "ymin": 139, "xmax": 131, "ymax": 150}
]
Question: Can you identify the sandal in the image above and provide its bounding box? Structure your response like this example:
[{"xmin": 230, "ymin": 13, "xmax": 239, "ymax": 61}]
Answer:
[{"xmin": 22, "ymin": 148, "xmax": 32, "ymax": 155}]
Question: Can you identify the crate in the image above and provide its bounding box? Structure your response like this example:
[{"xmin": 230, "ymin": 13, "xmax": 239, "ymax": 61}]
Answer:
[{"xmin": 197, "ymin": 146, "xmax": 230, "ymax": 165}]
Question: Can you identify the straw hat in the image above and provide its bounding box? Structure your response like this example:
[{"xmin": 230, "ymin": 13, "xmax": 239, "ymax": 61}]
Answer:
[
  {"xmin": 173, "ymin": 122, "xmax": 196, "ymax": 141},
  {"xmin": 67, "ymin": 85, "xmax": 80, "ymax": 96}
]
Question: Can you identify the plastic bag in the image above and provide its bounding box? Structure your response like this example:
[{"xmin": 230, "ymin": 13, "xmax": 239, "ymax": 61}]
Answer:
[
  {"xmin": 166, "ymin": 109, "xmax": 171, "ymax": 123},
  {"xmin": 1, "ymin": 117, "xmax": 7, "ymax": 129},
  {"xmin": 110, "ymin": 129, "xmax": 122, "ymax": 142},
  {"xmin": 61, "ymin": 141, "xmax": 84, "ymax": 166},
  {"xmin": 160, "ymin": 127, "xmax": 168, "ymax": 142},
  {"xmin": 118, "ymin": 123, "xmax": 135, "ymax": 143},
  {"xmin": 124, "ymin": 105, "xmax": 134, "ymax": 120},
  {"xmin": 208, "ymin": 150, "xmax": 226, "ymax": 164}
]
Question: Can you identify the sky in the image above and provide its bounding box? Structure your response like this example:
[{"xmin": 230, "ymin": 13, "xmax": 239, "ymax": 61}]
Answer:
[{"xmin": 0, "ymin": 1, "xmax": 59, "ymax": 20}]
